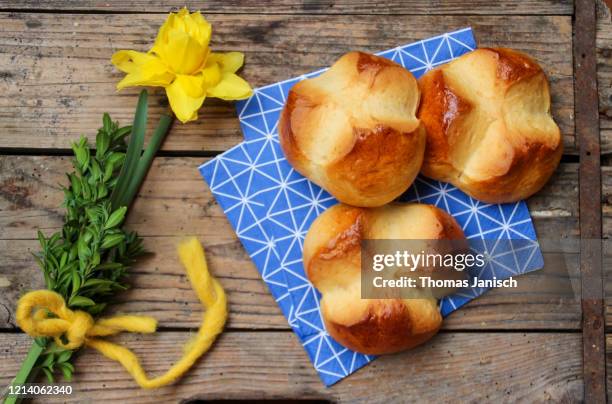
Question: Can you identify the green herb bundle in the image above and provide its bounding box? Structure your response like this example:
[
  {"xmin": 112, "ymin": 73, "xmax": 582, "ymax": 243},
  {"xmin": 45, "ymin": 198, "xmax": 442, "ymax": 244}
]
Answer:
[
  {"xmin": 5, "ymin": 90, "xmax": 173, "ymax": 404},
  {"xmin": 32, "ymin": 114, "xmax": 145, "ymax": 384}
]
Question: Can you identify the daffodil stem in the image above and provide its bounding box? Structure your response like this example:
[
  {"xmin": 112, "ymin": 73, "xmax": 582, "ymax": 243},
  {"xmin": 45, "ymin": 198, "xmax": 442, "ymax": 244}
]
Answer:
[
  {"xmin": 110, "ymin": 89, "xmax": 174, "ymax": 211},
  {"xmin": 3, "ymin": 340, "xmax": 45, "ymax": 404},
  {"xmin": 120, "ymin": 112, "xmax": 174, "ymax": 210},
  {"xmin": 110, "ymin": 90, "xmax": 148, "ymax": 211}
]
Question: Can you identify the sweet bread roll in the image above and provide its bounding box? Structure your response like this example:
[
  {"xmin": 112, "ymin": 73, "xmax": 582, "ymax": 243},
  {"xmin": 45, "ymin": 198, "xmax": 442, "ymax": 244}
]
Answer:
[
  {"xmin": 303, "ymin": 203, "xmax": 465, "ymax": 355},
  {"xmin": 418, "ymin": 48, "xmax": 562, "ymax": 203},
  {"xmin": 279, "ymin": 51, "xmax": 425, "ymax": 207}
]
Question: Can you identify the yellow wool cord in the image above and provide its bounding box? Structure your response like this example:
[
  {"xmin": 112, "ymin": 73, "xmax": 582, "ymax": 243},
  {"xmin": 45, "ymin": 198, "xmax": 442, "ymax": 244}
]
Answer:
[{"xmin": 15, "ymin": 237, "xmax": 227, "ymax": 389}]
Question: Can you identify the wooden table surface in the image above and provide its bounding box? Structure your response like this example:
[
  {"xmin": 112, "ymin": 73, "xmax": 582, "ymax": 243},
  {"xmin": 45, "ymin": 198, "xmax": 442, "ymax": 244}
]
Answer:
[{"xmin": 0, "ymin": 0, "xmax": 610, "ymax": 402}]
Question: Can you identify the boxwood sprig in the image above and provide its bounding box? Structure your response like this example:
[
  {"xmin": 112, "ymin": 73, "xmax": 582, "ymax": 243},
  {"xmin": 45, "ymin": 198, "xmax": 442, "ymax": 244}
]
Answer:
[
  {"xmin": 6, "ymin": 91, "xmax": 173, "ymax": 403},
  {"xmin": 27, "ymin": 113, "xmax": 146, "ymax": 384}
]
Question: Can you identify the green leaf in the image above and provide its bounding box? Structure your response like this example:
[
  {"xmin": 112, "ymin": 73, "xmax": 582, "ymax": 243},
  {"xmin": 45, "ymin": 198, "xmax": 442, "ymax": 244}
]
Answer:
[
  {"xmin": 98, "ymin": 183, "xmax": 108, "ymax": 199},
  {"xmin": 113, "ymin": 126, "xmax": 132, "ymax": 143},
  {"xmin": 72, "ymin": 137, "xmax": 90, "ymax": 172},
  {"xmin": 56, "ymin": 350, "xmax": 72, "ymax": 364},
  {"xmin": 44, "ymin": 342, "xmax": 65, "ymax": 355},
  {"xmin": 95, "ymin": 262, "xmax": 123, "ymax": 270},
  {"xmin": 82, "ymin": 278, "xmax": 116, "ymax": 288},
  {"xmin": 81, "ymin": 178, "xmax": 91, "ymax": 200},
  {"xmin": 108, "ymin": 151, "xmax": 125, "ymax": 166},
  {"xmin": 71, "ymin": 270, "xmax": 81, "ymax": 295},
  {"xmin": 41, "ymin": 367, "xmax": 54, "ymax": 384},
  {"xmin": 41, "ymin": 353, "xmax": 54, "ymax": 368},
  {"xmin": 59, "ymin": 251, "xmax": 68, "ymax": 268},
  {"xmin": 90, "ymin": 159, "xmax": 102, "ymax": 182},
  {"xmin": 91, "ymin": 251, "xmax": 101, "ymax": 267},
  {"xmin": 86, "ymin": 207, "xmax": 99, "ymax": 223},
  {"xmin": 69, "ymin": 243, "xmax": 78, "ymax": 261},
  {"xmin": 47, "ymin": 253, "xmax": 59, "ymax": 271},
  {"xmin": 105, "ymin": 206, "xmax": 127, "ymax": 229},
  {"xmin": 77, "ymin": 236, "xmax": 91, "ymax": 259},
  {"xmin": 96, "ymin": 130, "xmax": 110, "ymax": 159},
  {"xmin": 32, "ymin": 252, "xmax": 45, "ymax": 271},
  {"xmin": 69, "ymin": 173, "xmax": 81, "ymax": 196},
  {"xmin": 48, "ymin": 232, "xmax": 61, "ymax": 246},
  {"xmin": 103, "ymin": 162, "xmax": 115, "ymax": 183},
  {"xmin": 103, "ymin": 113, "xmax": 112, "ymax": 133},
  {"xmin": 34, "ymin": 337, "xmax": 48, "ymax": 347},
  {"xmin": 59, "ymin": 363, "xmax": 73, "ymax": 382},
  {"xmin": 87, "ymin": 302, "xmax": 107, "ymax": 315},
  {"xmin": 101, "ymin": 233, "xmax": 125, "ymax": 249},
  {"xmin": 69, "ymin": 295, "xmax": 96, "ymax": 307},
  {"xmin": 37, "ymin": 230, "xmax": 47, "ymax": 249}
]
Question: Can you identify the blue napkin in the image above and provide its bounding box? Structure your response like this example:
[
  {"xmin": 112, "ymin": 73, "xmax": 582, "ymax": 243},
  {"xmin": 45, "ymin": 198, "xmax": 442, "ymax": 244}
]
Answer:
[{"xmin": 199, "ymin": 27, "xmax": 544, "ymax": 386}]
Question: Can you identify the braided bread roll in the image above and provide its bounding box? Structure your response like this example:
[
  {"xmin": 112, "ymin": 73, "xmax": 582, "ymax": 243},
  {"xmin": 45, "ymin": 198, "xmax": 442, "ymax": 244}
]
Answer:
[
  {"xmin": 279, "ymin": 51, "xmax": 425, "ymax": 207},
  {"xmin": 303, "ymin": 203, "xmax": 465, "ymax": 354},
  {"xmin": 418, "ymin": 48, "xmax": 562, "ymax": 203}
]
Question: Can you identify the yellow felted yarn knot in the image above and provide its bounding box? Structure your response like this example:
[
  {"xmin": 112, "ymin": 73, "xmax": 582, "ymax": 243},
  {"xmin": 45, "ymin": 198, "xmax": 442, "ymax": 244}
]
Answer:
[{"xmin": 15, "ymin": 237, "xmax": 227, "ymax": 389}]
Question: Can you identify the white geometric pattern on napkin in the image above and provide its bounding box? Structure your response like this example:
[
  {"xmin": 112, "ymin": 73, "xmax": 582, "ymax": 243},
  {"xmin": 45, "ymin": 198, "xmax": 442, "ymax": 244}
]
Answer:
[{"xmin": 199, "ymin": 27, "xmax": 544, "ymax": 386}]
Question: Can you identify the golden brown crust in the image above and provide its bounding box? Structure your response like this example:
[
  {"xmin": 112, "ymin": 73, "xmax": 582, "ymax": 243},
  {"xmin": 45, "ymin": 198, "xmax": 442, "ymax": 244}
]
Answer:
[
  {"xmin": 279, "ymin": 51, "xmax": 424, "ymax": 207},
  {"xmin": 324, "ymin": 300, "xmax": 439, "ymax": 355},
  {"xmin": 327, "ymin": 124, "xmax": 425, "ymax": 204},
  {"xmin": 490, "ymin": 47, "xmax": 541, "ymax": 83},
  {"xmin": 278, "ymin": 90, "xmax": 314, "ymax": 177},
  {"xmin": 356, "ymin": 51, "xmax": 396, "ymax": 73},
  {"xmin": 429, "ymin": 205, "xmax": 467, "ymax": 240},
  {"xmin": 303, "ymin": 203, "xmax": 465, "ymax": 355},
  {"xmin": 418, "ymin": 47, "xmax": 562, "ymax": 203},
  {"xmin": 305, "ymin": 205, "xmax": 365, "ymax": 286},
  {"xmin": 418, "ymin": 69, "xmax": 472, "ymax": 179}
]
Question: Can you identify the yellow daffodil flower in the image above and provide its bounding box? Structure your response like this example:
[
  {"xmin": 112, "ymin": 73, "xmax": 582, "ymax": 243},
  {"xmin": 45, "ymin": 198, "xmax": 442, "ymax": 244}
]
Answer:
[{"xmin": 111, "ymin": 8, "xmax": 253, "ymax": 123}]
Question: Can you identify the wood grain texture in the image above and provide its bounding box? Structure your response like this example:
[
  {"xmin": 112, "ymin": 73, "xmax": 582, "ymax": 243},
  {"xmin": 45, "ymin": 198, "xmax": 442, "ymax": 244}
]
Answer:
[
  {"xmin": 606, "ymin": 334, "xmax": 612, "ymax": 399},
  {"xmin": 598, "ymin": 0, "xmax": 612, "ymax": 158},
  {"xmin": 600, "ymin": 2, "xmax": 612, "ymax": 344},
  {"xmin": 0, "ymin": 332, "xmax": 583, "ymax": 402},
  {"xmin": 0, "ymin": 238, "xmax": 287, "ymax": 330},
  {"xmin": 0, "ymin": 237, "xmax": 582, "ymax": 331},
  {"xmin": 0, "ymin": 156, "xmax": 582, "ymax": 331},
  {"xmin": 0, "ymin": 156, "xmax": 580, "ymax": 240},
  {"xmin": 575, "ymin": 0, "xmax": 605, "ymax": 400},
  {"xmin": 602, "ymin": 167, "xmax": 612, "ymax": 331},
  {"xmin": 0, "ymin": 0, "xmax": 575, "ymax": 15},
  {"xmin": 0, "ymin": 13, "xmax": 574, "ymax": 152}
]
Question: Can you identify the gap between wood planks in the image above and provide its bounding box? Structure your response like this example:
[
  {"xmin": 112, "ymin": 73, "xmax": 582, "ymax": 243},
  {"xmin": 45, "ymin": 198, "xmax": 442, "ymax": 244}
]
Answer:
[
  {"xmin": 0, "ymin": 10, "xmax": 575, "ymax": 16},
  {"xmin": 0, "ymin": 148, "xmax": 584, "ymax": 163},
  {"xmin": 0, "ymin": 0, "xmax": 575, "ymax": 16}
]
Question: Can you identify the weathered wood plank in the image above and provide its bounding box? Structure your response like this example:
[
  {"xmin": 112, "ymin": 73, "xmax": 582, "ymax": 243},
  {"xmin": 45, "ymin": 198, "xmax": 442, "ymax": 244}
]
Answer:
[
  {"xmin": 604, "ymin": 168, "xmax": 612, "ymax": 237},
  {"xmin": 0, "ymin": 156, "xmax": 232, "ymax": 239},
  {"xmin": 0, "ymin": 332, "xmax": 583, "ymax": 402},
  {"xmin": 0, "ymin": 237, "xmax": 582, "ymax": 331},
  {"xmin": 0, "ymin": 156, "xmax": 582, "ymax": 331},
  {"xmin": 0, "ymin": 0, "xmax": 575, "ymax": 15},
  {"xmin": 601, "ymin": 167, "xmax": 612, "ymax": 331},
  {"xmin": 0, "ymin": 238, "xmax": 288, "ymax": 330},
  {"xmin": 598, "ymin": 0, "xmax": 612, "ymax": 157},
  {"xmin": 0, "ymin": 157, "xmax": 580, "ymax": 240},
  {"xmin": 0, "ymin": 13, "xmax": 574, "ymax": 152},
  {"xmin": 606, "ymin": 334, "xmax": 612, "ymax": 399},
  {"xmin": 575, "ymin": 0, "xmax": 606, "ymax": 398}
]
